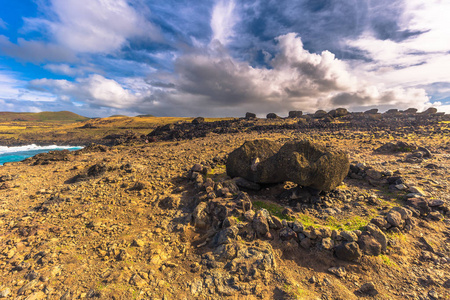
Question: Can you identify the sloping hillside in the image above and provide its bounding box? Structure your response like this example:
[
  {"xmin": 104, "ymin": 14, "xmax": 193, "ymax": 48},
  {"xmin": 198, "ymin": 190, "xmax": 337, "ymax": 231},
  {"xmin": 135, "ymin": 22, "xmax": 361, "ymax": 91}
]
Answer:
[{"xmin": 0, "ymin": 111, "xmax": 89, "ymax": 122}]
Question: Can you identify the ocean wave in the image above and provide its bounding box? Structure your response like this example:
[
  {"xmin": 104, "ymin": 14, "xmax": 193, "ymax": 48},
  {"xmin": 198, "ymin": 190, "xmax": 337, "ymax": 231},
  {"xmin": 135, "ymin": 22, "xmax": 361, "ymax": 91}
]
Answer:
[{"xmin": 0, "ymin": 144, "xmax": 83, "ymax": 154}]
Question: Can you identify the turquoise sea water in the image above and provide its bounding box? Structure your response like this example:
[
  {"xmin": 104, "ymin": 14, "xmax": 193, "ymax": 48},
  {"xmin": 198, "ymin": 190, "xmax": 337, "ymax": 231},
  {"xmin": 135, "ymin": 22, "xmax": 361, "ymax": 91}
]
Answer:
[{"xmin": 0, "ymin": 145, "xmax": 83, "ymax": 165}]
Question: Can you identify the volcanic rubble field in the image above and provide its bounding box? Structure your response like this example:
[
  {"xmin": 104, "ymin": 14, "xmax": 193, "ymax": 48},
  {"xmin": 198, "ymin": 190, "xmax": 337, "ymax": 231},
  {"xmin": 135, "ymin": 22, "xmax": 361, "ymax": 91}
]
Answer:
[{"xmin": 0, "ymin": 123, "xmax": 450, "ymax": 299}]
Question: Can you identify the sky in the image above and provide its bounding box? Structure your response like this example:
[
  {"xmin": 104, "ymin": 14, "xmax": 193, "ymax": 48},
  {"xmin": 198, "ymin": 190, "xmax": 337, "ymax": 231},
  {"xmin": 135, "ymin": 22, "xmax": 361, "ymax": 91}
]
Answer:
[{"xmin": 0, "ymin": 0, "xmax": 450, "ymax": 117}]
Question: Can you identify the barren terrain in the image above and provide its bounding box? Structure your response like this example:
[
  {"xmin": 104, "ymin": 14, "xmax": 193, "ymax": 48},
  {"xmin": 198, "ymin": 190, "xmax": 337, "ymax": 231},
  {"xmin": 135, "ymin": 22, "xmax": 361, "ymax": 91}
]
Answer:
[{"xmin": 0, "ymin": 113, "xmax": 449, "ymax": 299}]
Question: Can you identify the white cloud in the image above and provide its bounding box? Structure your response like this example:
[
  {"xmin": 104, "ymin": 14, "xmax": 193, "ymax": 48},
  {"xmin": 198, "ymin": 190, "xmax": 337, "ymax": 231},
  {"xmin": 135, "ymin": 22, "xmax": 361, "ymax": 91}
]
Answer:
[
  {"xmin": 347, "ymin": 0, "xmax": 450, "ymax": 95},
  {"xmin": 30, "ymin": 74, "xmax": 150, "ymax": 109},
  {"xmin": 0, "ymin": 70, "xmax": 57, "ymax": 103},
  {"xmin": 211, "ymin": 0, "xmax": 239, "ymax": 45},
  {"xmin": 0, "ymin": 18, "xmax": 7, "ymax": 29},
  {"xmin": 0, "ymin": 36, "xmax": 76, "ymax": 63},
  {"xmin": 171, "ymin": 33, "xmax": 431, "ymax": 115},
  {"xmin": 45, "ymin": 0, "xmax": 159, "ymax": 53},
  {"xmin": 4, "ymin": 0, "xmax": 160, "ymax": 62}
]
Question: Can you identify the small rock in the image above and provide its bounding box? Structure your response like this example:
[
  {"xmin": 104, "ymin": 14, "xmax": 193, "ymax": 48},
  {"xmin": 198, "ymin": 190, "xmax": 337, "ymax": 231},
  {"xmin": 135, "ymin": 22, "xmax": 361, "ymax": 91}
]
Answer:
[
  {"xmin": 270, "ymin": 216, "xmax": 283, "ymax": 229},
  {"xmin": 428, "ymin": 199, "xmax": 445, "ymax": 207},
  {"xmin": 279, "ymin": 227, "xmax": 297, "ymax": 241},
  {"xmin": 358, "ymin": 234, "xmax": 382, "ymax": 256},
  {"xmin": 321, "ymin": 237, "xmax": 334, "ymax": 250},
  {"xmin": 0, "ymin": 288, "xmax": 10, "ymax": 298},
  {"xmin": 244, "ymin": 210, "xmax": 255, "ymax": 221},
  {"xmin": 358, "ymin": 282, "xmax": 378, "ymax": 296},
  {"xmin": 328, "ymin": 266, "xmax": 346, "ymax": 278},
  {"xmin": 335, "ymin": 242, "xmax": 362, "ymax": 261},
  {"xmin": 253, "ymin": 209, "xmax": 270, "ymax": 236},
  {"xmin": 340, "ymin": 231, "xmax": 358, "ymax": 242},
  {"xmin": 300, "ymin": 238, "xmax": 312, "ymax": 249},
  {"xmin": 428, "ymin": 211, "xmax": 444, "ymax": 221},
  {"xmin": 366, "ymin": 168, "xmax": 382, "ymax": 180},
  {"xmin": 132, "ymin": 239, "xmax": 145, "ymax": 247},
  {"xmin": 366, "ymin": 223, "xmax": 387, "ymax": 252},
  {"xmin": 408, "ymin": 186, "xmax": 427, "ymax": 196},
  {"xmin": 291, "ymin": 221, "xmax": 304, "ymax": 233},
  {"xmin": 405, "ymin": 198, "xmax": 430, "ymax": 216},
  {"xmin": 386, "ymin": 211, "xmax": 402, "ymax": 227}
]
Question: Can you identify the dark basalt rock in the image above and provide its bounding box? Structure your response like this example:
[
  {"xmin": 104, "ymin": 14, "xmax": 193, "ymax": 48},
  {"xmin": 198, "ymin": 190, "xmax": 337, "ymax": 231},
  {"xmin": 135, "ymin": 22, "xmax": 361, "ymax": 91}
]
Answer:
[
  {"xmin": 227, "ymin": 139, "xmax": 349, "ymax": 191},
  {"xmin": 266, "ymin": 113, "xmax": 280, "ymax": 119},
  {"xmin": 288, "ymin": 111, "xmax": 303, "ymax": 118},
  {"xmin": 334, "ymin": 242, "xmax": 362, "ymax": 261},
  {"xmin": 422, "ymin": 107, "xmax": 437, "ymax": 114},
  {"xmin": 313, "ymin": 110, "xmax": 328, "ymax": 118},
  {"xmin": 245, "ymin": 112, "xmax": 256, "ymax": 119},
  {"xmin": 364, "ymin": 108, "xmax": 378, "ymax": 114},
  {"xmin": 192, "ymin": 117, "xmax": 205, "ymax": 124}
]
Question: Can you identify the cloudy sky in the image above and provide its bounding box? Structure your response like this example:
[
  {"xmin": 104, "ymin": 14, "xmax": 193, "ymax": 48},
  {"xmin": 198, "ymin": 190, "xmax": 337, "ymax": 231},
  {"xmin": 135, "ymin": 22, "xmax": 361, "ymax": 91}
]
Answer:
[{"xmin": 0, "ymin": 0, "xmax": 449, "ymax": 117}]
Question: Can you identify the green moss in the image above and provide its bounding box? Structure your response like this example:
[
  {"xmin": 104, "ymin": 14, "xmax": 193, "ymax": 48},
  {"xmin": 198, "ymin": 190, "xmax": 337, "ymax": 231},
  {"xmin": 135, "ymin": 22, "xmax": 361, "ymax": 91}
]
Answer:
[
  {"xmin": 283, "ymin": 284, "xmax": 312, "ymax": 299},
  {"xmin": 252, "ymin": 200, "xmax": 294, "ymax": 220},
  {"xmin": 380, "ymin": 254, "xmax": 398, "ymax": 268},
  {"xmin": 326, "ymin": 215, "xmax": 367, "ymax": 231},
  {"xmin": 296, "ymin": 214, "xmax": 319, "ymax": 228}
]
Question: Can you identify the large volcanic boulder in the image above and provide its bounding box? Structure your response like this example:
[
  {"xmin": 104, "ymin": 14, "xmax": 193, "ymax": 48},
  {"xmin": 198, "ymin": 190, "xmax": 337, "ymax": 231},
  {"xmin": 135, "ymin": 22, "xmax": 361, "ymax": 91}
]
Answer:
[
  {"xmin": 227, "ymin": 140, "xmax": 350, "ymax": 191},
  {"xmin": 288, "ymin": 111, "xmax": 303, "ymax": 118},
  {"xmin": 226, "ymin": 139, "xmax": 282, "ymax": 182}
]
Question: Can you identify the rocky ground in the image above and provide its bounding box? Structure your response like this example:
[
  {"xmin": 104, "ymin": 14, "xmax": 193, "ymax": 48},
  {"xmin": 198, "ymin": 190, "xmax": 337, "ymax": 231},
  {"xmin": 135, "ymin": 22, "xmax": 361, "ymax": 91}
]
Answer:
[{"xmin": 0, "ymin": 120, "xmax": 449, "ymax": 299}]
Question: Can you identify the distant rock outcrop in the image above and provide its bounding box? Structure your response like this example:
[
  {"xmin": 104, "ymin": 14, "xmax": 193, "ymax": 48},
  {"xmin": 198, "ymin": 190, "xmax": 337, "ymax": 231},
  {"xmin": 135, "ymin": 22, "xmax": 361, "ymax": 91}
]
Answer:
[
  {"xmin": 227, "ymin": 139, "xmax": 350, "ymax": 191},
  {"xmin": 245, "ymin": 112, "xmax": 256, "ymax": 119},
  {"xmin": 422, "ymin": 107, "xmax": 437, "ymax": 114},
  {"xmin": 288, "ymin": 111, "xmax": 303, "ymax": 118},
  {"xmin": 313, "ymin": 110, "xmax": 328, "ymax": 118},
  {"xmin": 329, "ymin": 108, "xmax": 348, "ymax": 118},
  {"xmin": 266, "ymin": 113, "xmax": 280, "ymax": 119},
  {"xmin": 192, "ymin": 117, "xmax": 205, "ymax": 124},
  {"xmin": 403, "ymin": 108, "xmax": 418, "ymax": 114},
  {"xmin": 364, "ymin": 109, "xmax": 378, "ymax": 114}
]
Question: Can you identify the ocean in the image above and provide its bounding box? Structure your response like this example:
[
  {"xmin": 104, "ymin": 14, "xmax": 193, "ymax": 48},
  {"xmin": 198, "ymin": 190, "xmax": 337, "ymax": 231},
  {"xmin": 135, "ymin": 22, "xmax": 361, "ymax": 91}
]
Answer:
[{"xmin": 0, "ymin": 144, "xmax": 83, "ymax": 165}]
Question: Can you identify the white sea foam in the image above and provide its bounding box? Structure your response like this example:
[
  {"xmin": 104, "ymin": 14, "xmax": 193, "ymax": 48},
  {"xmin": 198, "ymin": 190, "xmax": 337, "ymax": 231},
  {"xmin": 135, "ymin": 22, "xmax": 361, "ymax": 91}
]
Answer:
[{"xmin": 0, "ymin": 144, "xmax": 82, "ymax": 154}]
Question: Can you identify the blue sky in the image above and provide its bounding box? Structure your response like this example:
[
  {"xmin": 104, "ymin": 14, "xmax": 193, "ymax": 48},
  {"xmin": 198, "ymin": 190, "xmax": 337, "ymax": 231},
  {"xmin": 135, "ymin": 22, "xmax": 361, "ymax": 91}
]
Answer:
[{"xmin": 0, "ymin": 0, "xmax": 449, "ymax": 117}]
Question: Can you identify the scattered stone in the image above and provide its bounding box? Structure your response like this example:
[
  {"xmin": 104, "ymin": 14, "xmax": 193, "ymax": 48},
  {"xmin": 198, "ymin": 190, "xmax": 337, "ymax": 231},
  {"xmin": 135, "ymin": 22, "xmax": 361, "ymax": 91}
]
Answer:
[
  {"xmin": 0, "ymin": 288, "xmax": 10, "ymax": 298},
  {"xmin": 158, "ymin": 196, "xmax": 180, "ymax": 209},
  {"xmin": 340, "ymin": 231, "xmax": 358, "ymax": 242},
  {"xmin": 358, "ymin": 282, "xmax": 378, "ymax": 296},
  {"xmin": 365, "ymin": 223, "xmax": 387, "ymax": 252},
  {"xmin": 279, "ymin": 227, "xmax": 297, "ymax": 241},
  {"xmin": 328, "ymin": 266, "xmax": 346, "ymax": 278},
  {"xmin": 334, "ymin": 242, "xmax": 362, "ymax": 261},
  {"xmin": 386, "ymin": 211, "xmax": 402, "ymax": 227},
  {"xmin": 428, "ymin": 211, "xmax": 444, "ymax": 221},
  {"xmin": 321, "ymin": 238, "xmax": 334, "ymax": 250},
  {"xmin": 405, "ymin": 198, "xmax": 430, "ymax": 216},
  {"xmin": 358, "ymin": 234, "xmax": 382, "ymax": 256},
  {"xmin": 408, "ymin": 186, "xmax": 427, "ymax": 197},
  {"xmin": 253, "ymin": 209, "xmax": 270, "ymax": 236},
  {"xmin": 192, "ymin": 202, "xmax": 209, "ymax": 229}
]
